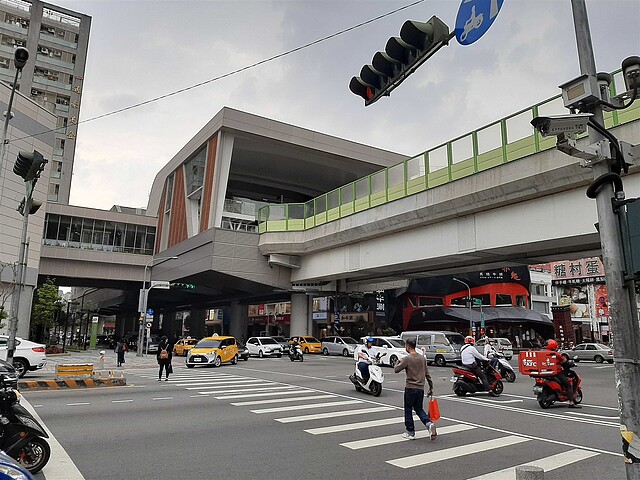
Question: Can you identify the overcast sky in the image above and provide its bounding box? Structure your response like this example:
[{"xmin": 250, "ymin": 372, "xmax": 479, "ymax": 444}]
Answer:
[{"xmin": 50, "ymin": 0, "xmax": 639, "ymax": 211}]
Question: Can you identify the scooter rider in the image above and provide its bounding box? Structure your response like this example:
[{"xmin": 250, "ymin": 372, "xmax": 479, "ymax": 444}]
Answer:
[
  {"xmin": 482, "ymin": 336, "xmax": 500, "ymax": 369},
  {"xmin": 460, "ymin": 336, "xmax": 493, "ymax": 394},
  {"xmin": 546, "ymin": 339, "xmax": 581, "ymax": 408},
  {"xmin": 355, "ymin": 337, "xmax": 375, "ymax": 383}
]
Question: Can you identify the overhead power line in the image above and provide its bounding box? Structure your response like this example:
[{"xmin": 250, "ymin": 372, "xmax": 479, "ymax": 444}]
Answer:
[{"xmin": 13, "ymin": 0, "xmax": 425, "ymax": 142}]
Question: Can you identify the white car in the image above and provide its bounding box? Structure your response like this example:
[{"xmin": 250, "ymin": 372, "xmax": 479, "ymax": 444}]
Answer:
[
  {"xmin": 0, "ymin": 335, "xmax": 47, "ymax": 377},
  {"xmin": 361, "ymin": 336, "xmax": 409, "ymax": 367},
  {"xmin": 246, "ymin": 337, "xmax": 282, "ymax": 358}
]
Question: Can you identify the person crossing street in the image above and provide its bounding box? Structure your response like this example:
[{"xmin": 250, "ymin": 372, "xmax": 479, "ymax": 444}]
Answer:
[{"xmin": 394, "ymin": 339, "xmax": 436, "ymax": 441}]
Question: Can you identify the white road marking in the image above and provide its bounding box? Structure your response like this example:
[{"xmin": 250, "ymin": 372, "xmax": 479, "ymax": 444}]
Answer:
[
  {"xmin": 111, "ymin": 399, "xmax": 133, "ymax": 403},
  {"xmin": 499, "ymin": 393, "xmax": 620, "ymax": 411},
  {"xmin": 565, "ymin": 411, "xmax": 620, "ymax": 420},
  {"xmin": 33, "ymin": 404, "xmax": 43, "ymax": 407},
  {"xmin": 467, "ymin": 448, "xmax": 600, "ymax": 479},
  {"xmin": 387, "ymin": 435, "xmax": 530, "ymax": 469},
  {"xmin": 231, "ymin": 394, "xmax": 335, "ymax": 406},
  {"xmin": 152, "ymin": 397, "xmax": 173, "ymax": 401},
  {"xmin": 176, "ymin": 379, "xmax": 259, "ymax": 386},
  {"xmin": 201, "ymin": 385, "xmax": 296, "ymax": 395},
  {"xmin": 250, "ymin": 400, "xmax": 362, "ymax": 414},
  {"xmin": 215, "ymin": 389, "xmax": 315, "ymax": 400},
  {"xmin": 276, "ymin": 406, "xmax": 394, "ymax": 423},
  {"xmin": 305, "ymin": 417, "xmax": 406, "ymax": 435},
  {"xmin": 66, "ymin": 402, "xmax": 91, "ymax": 406},
  {"xmin": 341, "ymin": 424, "xmax": 476, "ymax": 450},
  {"xmin": 467, "ymin": 398, "xmax": 523, "ymax": 404},
  {"xmin": 186, "ymin": 382, "xmax": 273, "ymax": 390}
]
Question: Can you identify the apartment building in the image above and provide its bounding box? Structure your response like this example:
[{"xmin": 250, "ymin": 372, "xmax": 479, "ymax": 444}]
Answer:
[{"xmin": 0, "ymin": 0, "xmax": 90, "ymax": 204}]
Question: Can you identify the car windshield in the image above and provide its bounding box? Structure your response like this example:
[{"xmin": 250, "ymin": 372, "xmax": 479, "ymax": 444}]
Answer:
[
  {"xmin": 272, "ymin": 337, "xmax": 286, "ymax": 342},
  {"xmin": 260, "ymin": 338, "xmax": 279, "ymax": 345},
  {"xmin": 387, "ymin": 339, "xmax": 405, "ymax": 348},
  {"xmin": 305, "ymin": 337, "xmax": 320, "ymax": 343},
  {"xmin": 446, "ymin": 334, "xmax": 465, "ymax": 345},
  {"xmin": 187, "ymin": 339, "xmax": 198, "ymax": 345},
  {"xmin": 499, "ymin": 339, "xmax": 512, "ymax": 346},
  {"xmin": 195, "ymin": 340, "xmax": 222, "ymax": 349},
  {"xmin": 342, "ymin": 337, "xmax": 358, "ymax": 345},
  {"xmin": 597, "ymin": 344, "xmax": 610, "ymax": 349}
]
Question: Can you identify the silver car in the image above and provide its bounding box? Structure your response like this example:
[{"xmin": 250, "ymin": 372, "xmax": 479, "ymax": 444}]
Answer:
[
  {"xmin": 246, "ymin": 337, "xmax": 282, "ymax": 358},
  {"xmin": 560, "ymin": 343, "xmax": 614, "ymax": 363},
  {"xmin": 321, "ymin": 336, "xmax": 358, "ymax": 357}
]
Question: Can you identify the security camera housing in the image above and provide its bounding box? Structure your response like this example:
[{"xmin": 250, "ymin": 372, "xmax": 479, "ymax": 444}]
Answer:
[{"xmin": 530, "ymin": 113, "xmax": 593, "ymax": 138}]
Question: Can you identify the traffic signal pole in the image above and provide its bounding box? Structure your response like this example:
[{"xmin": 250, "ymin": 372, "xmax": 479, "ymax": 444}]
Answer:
[
  {"xmin": 571, "ymin": 1, "xmax": 640, "ymax": 475},
  {"xmin": 6, "ymin": 182, "xmax": 34, "ymax": 364}
]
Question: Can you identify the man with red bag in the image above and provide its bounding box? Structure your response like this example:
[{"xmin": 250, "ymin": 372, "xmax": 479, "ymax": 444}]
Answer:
[{"xmin": 394, "ymin": 339, "xmax": 437, "ymax": 441}]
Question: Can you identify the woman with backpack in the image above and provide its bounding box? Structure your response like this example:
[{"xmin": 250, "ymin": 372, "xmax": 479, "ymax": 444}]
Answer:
[
  {"xmin": 157, "ymin": 336, "xmax": 172, "ymax": 381},
  {"xmin": 116, "ymin": 337, "xmax": 128, "ymax": 367}
]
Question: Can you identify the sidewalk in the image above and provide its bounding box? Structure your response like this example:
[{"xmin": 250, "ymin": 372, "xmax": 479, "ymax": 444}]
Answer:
[{"xmin": 18, "ymin": 348, "xmax": 159, "ymax": 390}]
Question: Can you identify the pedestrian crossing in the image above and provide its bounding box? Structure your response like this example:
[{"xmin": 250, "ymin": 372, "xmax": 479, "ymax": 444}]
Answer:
[{"xmin": 131, "ymin": 369, "xmax": 605, "ymax": 478}]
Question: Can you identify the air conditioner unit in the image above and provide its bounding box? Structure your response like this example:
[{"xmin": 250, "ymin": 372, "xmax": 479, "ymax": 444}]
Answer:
[{"xmin": 31, "ymin": 89, "xmax": 38, "ymax": 95}]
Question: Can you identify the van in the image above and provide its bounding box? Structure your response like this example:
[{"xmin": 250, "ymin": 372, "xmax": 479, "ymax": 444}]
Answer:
[{"xmin": 400, "ymin": 330, "xmax": 466, "ymax": 367}]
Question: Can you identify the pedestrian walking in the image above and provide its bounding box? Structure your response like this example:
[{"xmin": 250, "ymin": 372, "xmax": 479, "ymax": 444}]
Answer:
[
  {"xmin": 157, "ymin": 336, "xmax": 172, "ymax": 381},
  {"xmin": 393, "ymin": 338, "xmax": 436, "ymax": 440},
  {"xmin": 116, "ymin": 337, "xmax": 128, "ymax": 367}
]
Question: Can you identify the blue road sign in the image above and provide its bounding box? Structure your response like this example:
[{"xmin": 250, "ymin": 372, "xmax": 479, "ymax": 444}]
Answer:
[
  {"xmin": 147, "ymin": 308, "xmax": 154, "ymax": 315},
  {"xmin": 455, "ymin": 0, "xmax": 504, "ymax": 46}
]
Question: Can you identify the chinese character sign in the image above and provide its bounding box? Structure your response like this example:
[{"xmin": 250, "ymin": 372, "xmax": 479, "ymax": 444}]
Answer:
[{"xmin": 549, "ymin": 257, "xmax": 605, "ymax": 282}]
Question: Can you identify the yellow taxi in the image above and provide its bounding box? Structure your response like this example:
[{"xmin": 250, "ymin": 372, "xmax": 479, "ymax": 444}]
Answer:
[
  {"xmin": 289, "ymin": 335, "xmax": 322, "ymax": 354},
  {"xmin": 173, "ymin": 337, "xmax": 198, "ymax": 356},
  {"xmin": 186, "ymin": 335, "xmax": 239, "ymax": 368}
]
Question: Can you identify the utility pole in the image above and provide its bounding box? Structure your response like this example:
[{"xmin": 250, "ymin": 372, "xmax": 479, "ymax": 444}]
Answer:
[{"xmin": 571, "ymin": 1, "xmax": 640, "ymax": 475}]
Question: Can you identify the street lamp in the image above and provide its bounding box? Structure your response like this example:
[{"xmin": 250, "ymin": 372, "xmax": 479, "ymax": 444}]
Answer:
[
  {"xmin": 452, "ymin": 277, "xmax": 473, "ymax": 337},
  {"xmin": 0, "ymin": 47, "xmax": 29, "ymax": 184},
  {"xmin": 137, "ymin": 256, "xmax": 177, "ymax": 356}
]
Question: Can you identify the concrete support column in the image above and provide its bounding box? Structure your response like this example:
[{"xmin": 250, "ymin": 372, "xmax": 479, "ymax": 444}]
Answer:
[
  {"xmin": 189, "ymin": 307, "xmax": 207, "ymax": 339},
  {"xmin": 162, "ymin": 310, "xmax": 177, "ymax": 340},
  {"xmin": 229, "ymin": 302, "xmax": 247, "ymax": 343},
  {"xmin": 307, "ymin": 295, "xmax": 314, "ymax": 337},
  {"xmin": 115, "ymin": 313, "xmax": 127, "ymax": 338},
  {"xmin": 290, "ymin": 293, "xmax": 308, "ymax": 336}
]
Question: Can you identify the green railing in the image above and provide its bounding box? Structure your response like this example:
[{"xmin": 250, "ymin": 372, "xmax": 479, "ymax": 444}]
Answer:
[{"xmin": 258, "ymin": 70, "xmax": 640, "ymax": 234}]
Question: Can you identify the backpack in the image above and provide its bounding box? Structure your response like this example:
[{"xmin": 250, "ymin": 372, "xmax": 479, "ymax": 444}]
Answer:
[{"xmin": 160, "ymin": 345, "xmax": 169, "ymax": 360}]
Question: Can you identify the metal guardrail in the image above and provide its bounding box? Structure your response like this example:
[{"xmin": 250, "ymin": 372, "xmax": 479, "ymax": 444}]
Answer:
[{"xmin": 258, "ymin": 69, "xmax": 639, "ymax": 233}]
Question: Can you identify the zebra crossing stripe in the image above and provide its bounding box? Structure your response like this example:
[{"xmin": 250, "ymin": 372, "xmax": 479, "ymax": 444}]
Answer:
[
  {"xmin": 467, "ymin": 448, "xmax": 600, "ymax": 480},
  {"xmin": 231, "ymin": 394, "xmax": 335, "ymax": 406},
  {"xmin": 201, "ymin": 385, "xmax": 297, "ymax": 395},
  {"xmin": 341, "ymin": 424, "xmax": 476, "ymax": 450},
  {"xmin": 176, "ymin": 379, "xmax": 259, "ymax": 386},
  {"xmin": 275, "ymin": 406, "xmax": 394, "ymax": 424},
  {"xmin": 250, "ymin": 400, "xmax": 362, "ymax": 414},
  {"xmin": 215, "ymin": 389, "xmax": 315, "ymax": 400},
  {"xmin": 305, "ymin": 417, "xmax": 406, "ymax": 435},
  {"xmin": 186, "ymin": 382, "xmax": 273, "ymax": 391},
  {"xmin": 387, "ymin": 435, "xmax": 530, "ymax": 469}
]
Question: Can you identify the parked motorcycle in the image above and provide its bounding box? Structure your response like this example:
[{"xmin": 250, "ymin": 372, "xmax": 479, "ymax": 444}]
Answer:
[
  {"xmin": 491, "ymin": 352, "xmax": 516, "ymax": 383},
  {"xmin": 349, "ymin": 352, "xmax": 386, "ymax": 397},
  {"xmin": 288, "ymin": 344, "xmax": 304, "ymax": 362},
  {"xmin": 0, "ymin": 379, "xmax": 50, "ymax": 473},
  {"xmin": 451, "ymin": 361, "xmax": 504, "ymax": 397},
  {"xmin": 532, "ymin": 362, "xmax": 583, "ymax": 409}
]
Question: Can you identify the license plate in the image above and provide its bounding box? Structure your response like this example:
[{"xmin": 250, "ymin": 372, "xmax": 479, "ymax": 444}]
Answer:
[{"xmin": 192, "ymin": 358, "xmax": 202, "ymax": 362}]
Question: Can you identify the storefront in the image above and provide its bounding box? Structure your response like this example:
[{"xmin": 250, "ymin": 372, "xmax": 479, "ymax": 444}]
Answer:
[{"xmin": 247, "ymin": 302, "xmax": 291, "ymax": 337}]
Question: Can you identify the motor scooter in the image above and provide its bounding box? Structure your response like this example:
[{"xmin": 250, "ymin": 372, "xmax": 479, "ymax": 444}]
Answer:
[
  {"xmin": 0, "ymin": 378, "xmax": 50, "ymax": 473},
  {"xmin": 491, "ymin": 352, "xmax": 516, "ymax": 383},
  {"xmin": 349, "ymin": 352, "xmax": 386, "ymax": 397},
  {"xmin": 288, "ymin": 344, "xmax": 303, "ymax": 362},
  {"xmin": 531, "ymin": 361, "xmax": 583, "ymax": 409},
  {"xmin": 451, "ymin": 361, "xmax": 503, "ymax": 397}
]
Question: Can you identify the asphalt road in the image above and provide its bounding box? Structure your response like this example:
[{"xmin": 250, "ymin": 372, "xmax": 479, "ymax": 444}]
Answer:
[{"xmin": 23, "ymin": 355, "xmax": 624, "ymax": 480}]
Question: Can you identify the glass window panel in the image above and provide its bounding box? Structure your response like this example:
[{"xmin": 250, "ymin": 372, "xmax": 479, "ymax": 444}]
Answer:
[
  {"xmin": 288, "ymin": 204, "xmax": 304, "ymax": 220},
  {"xmin": 104, "ymin": 222, "xmax": 115, "ymax": 246},
  {"xmin": 184, "ymin": 147, "xmax": 206, "ymax": 196},
  {"xmin": 428, "ymin": 145, "xmax": 448, "ymax": 172},
  {"xmin": 355, "ymin": 178, "xmax": 369, "ymax": 199},
  {"xmin": 371, "ymin": 171, "xmax": 386, "ymax": 193},
  {"xmin": 506, "ymin": 110, "xmax": 534, "ymax": 142},
  {"xmin": 68, "ymin": 217, "xmax": 81, "ymax": 243},
  {"xmin": 304, "ymin": 200, "xmax": 314, "ymax": 218},
  {"xmin": 92, "ymin": 220, "xmax": 105, "ymax": 247},
  {"xmin": 134, "ymin": 225, "xmax": 145, "ymax": 253},
  {"xmin": 45, "ymin": 214, "xmax": 59, "ymax": 239},
  {"xmin": 406, "ymin": 155, "xmax": 425, "ymax": 180},
  {"xmin": 388, "ymin": 163, "xmax": 404, "ymax": 187},
  {"xmin": 340, "ymin": 184, "xmax": 353, "ymax": 204},
  {"xmin": 537, "ymin": 97, "xmax": 566, "ymax": 117},
  {"xmin": 165, "ymin": 173, "xmax": 174, "ymax": 212},
  {"xmin": 81, "ymin": 218, "xmax": 93, "ymax": 246},
  {"xmin": 451, "ymin": 135, "xmax": 473, "ymax": 164},
  {"xmin": 314, "ymin": 196, "xmax": 326, "ymax": 214},
  {"xmin": 477, "ymin": 123, "xmax": 502, "ymax": 154},
  {"xmin": 270, "ymin": 205, "xmax": 286, "ymax": 220},
  {"xmin": 327, "ymin": 190, "xmax": 340, "ymax": 210},
  {"xmin": 124, "ymin": 224, "xmax": 136, "ymax": 252},
  {"xmin": 113, "ymin": 223, "xmax": 125, "ymax": 248},
  {"xmin": 144, "ymin": 228, "xmax": 155, "ymax": 254}
]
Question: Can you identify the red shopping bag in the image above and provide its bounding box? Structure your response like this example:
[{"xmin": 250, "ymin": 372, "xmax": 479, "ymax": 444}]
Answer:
[{"xmin": 428, "ymin": 396, "xmax": 441, "ymax": 422}]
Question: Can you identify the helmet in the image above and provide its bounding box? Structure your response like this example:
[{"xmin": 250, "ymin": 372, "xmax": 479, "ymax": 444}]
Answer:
[
  {"xmin": 366, "ymin": 337, "xmax": 374, "ymax": 343},
  {"xmin": 464, "ymin": 336, "xmax": 475, "ymax": 344},
  {"xmin": 546, "ymin": 339, "xmax": 559, "ymax": 351}
]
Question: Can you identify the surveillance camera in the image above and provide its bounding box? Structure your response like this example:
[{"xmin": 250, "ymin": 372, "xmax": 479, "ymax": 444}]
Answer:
[
  {"xmin": 622, "ymin": 55, "xmax": 640, "ymax": 92},
  {"xmin": 530, "ymin": 113, "xmax": 593, "ymax": 137}
]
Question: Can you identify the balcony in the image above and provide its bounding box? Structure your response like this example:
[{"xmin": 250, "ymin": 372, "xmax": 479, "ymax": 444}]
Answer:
[
  {"xmin": 38, "ymin": 33, "xmax": 77, "ymax": 50},
  {"xmin": 36, "ymin": 53, "xmax": 74, "ymax": 71},
  {"xmin": 33, "ymin": 75, "xmax": 71, "ymax": 90},
  {"xmin": 53, "ymin": 147, "xmax": 64, "ymax": 156},
  {"xmin": 55, "ymin": 103, "xmax": 69, "ymax": 112},
  {"xmin": 1, "ymin": 22, "xmax": 28, "ymax": 35}
]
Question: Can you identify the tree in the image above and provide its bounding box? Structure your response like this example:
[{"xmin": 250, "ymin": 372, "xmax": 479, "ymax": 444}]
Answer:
[{"xmin": 30, "ymin": 278, "xmax": 62, "ymax": 342}]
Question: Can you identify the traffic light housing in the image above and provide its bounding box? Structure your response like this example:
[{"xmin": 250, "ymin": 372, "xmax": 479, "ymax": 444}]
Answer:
[
  {"xmin": 13, "ymin": 150, "xmax": 47, "ymax": 182},
  {"xmin": 17, "ymin": 198, "xmax": 42, "ymax": 216},
  {"xmin": 13, "ymin": 47, "xmax": 28, "ymax": 70},
  {"xmin": 350, "ymin": 16, "xmax": 450, "ymax": 106},
  {"xmin": 170, "ymin": 283, "xmax": 196, "ymax": 290}
]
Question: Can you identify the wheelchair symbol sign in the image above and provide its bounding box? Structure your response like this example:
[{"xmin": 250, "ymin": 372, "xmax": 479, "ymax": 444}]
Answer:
[{"xmin": 456, "ymin": 0, "xmax": 504, "ymax": 45}]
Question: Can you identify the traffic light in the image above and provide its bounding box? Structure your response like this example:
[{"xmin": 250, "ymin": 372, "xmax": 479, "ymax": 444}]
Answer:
[
  {"xmin": 349, "ymin": 16, "xmax": 450, "ymax": 106},
  {"xmin": 17, "ymin": 198, "xmax": 42, "ymax": 216},
  {"xmin": 13, "ymin": 150, "xmax": 47, "ymax": 182},
  {"xmin": 170, "ymin": 283, "xmax": 196, "ymax": 290}
]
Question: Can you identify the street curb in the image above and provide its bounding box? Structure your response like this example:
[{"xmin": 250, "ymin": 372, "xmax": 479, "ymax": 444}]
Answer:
[{"xmin": 18, "ymin": 378, "xmax": 127, "ymax": 390}]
